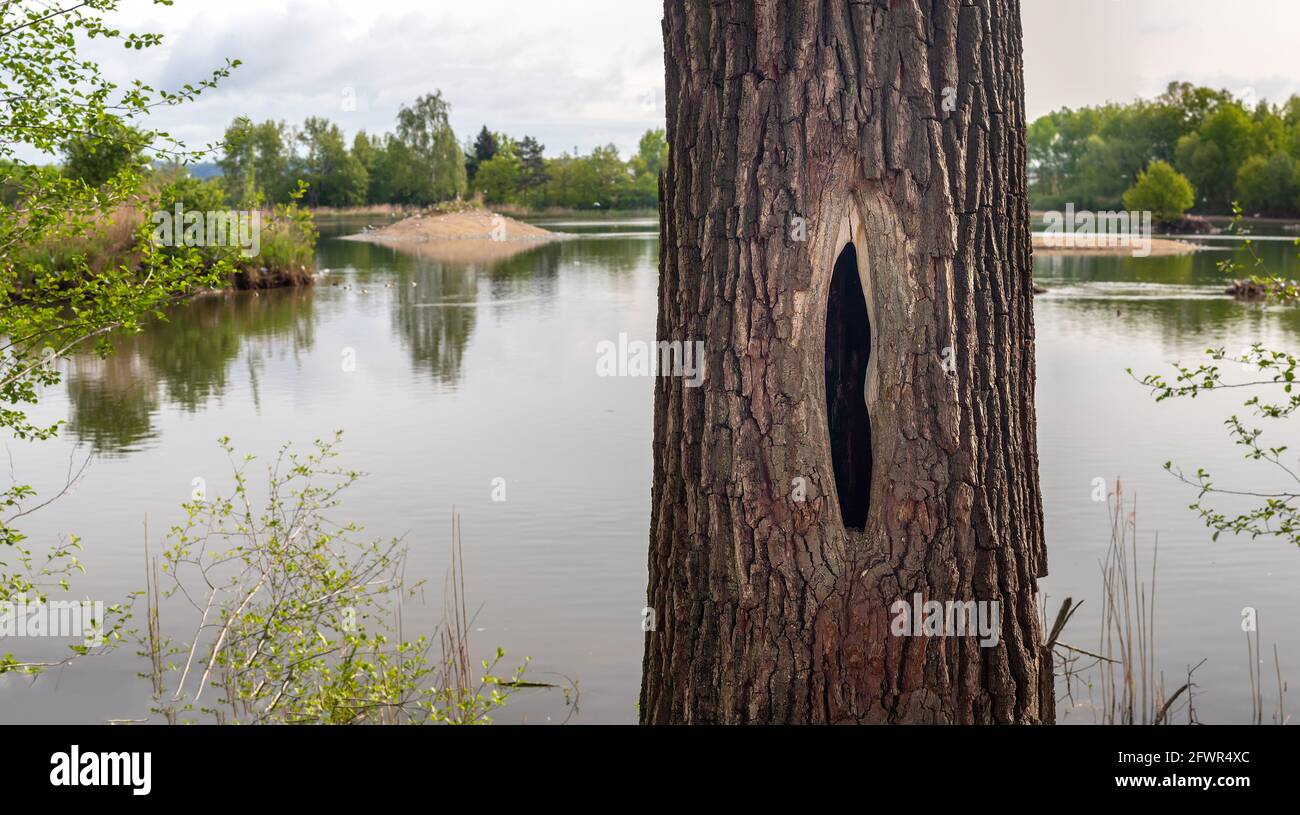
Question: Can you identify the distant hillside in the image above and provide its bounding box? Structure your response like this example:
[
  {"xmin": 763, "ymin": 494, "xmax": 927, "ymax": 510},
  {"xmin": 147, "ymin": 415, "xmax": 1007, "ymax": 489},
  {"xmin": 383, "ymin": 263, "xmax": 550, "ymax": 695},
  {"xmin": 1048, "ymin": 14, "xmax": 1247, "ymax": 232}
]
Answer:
[{"xmin": 186, "ymin": 162, "xmax": 222, "ymax": 180}]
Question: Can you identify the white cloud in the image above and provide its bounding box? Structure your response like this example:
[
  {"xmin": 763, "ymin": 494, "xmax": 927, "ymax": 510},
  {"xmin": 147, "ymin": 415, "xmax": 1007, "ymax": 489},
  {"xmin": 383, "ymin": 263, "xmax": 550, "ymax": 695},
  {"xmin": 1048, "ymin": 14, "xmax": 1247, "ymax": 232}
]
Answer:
[
  {"xmin": 23, "ymin": 0, "xmax": 1300, "ymax": 163},
  {"xmin": 81, "ymin": 0, "xmax": 666, "ymax": 159},
  {"xmin": 1023, "ymin": 0, "xmax": 1300, "ymax": 117}
]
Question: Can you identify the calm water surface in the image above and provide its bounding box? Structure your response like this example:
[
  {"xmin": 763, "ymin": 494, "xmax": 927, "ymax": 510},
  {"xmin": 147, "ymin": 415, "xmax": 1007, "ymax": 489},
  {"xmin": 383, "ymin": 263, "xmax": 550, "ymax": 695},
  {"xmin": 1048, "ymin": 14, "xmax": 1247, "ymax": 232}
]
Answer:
[{"xmin": 4, "ymin": 216, "xmax": 1300, "ymax": 723}]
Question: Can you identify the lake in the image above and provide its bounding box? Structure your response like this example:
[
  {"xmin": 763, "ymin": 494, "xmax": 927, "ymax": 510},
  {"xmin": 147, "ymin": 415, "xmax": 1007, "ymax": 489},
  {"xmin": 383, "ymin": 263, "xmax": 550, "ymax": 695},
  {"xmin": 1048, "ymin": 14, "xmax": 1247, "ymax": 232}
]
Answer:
[{"xmin": 4, "ymin": 215, "xmax": 1299, "ymax": 724}]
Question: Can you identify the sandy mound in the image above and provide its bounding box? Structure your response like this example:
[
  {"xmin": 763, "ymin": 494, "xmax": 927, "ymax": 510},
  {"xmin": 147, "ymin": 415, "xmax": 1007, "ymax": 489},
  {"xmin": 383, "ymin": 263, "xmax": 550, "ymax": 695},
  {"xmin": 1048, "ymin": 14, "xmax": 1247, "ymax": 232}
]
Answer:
[
  {"xmin": 341, "ymin": 210, "xmax": 567, "ymax": 264},
  {"xmin": 345, "ymin": 210, "xmax": 561, "ymax": 243},
  {"xmin": 1032, "ymin": 235, "xmax": 1204, "ymax": 256}
]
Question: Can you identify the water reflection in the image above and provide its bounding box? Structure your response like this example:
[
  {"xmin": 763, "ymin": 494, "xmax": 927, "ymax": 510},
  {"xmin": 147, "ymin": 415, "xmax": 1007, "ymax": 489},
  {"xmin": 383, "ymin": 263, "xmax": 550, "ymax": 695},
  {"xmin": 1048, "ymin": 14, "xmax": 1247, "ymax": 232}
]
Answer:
[
  {"xmin": 1035, "ymin": 238, "xmax": 1299, "ymax": 288},
  {"xmin": 19, "ymin": 219, "xmax": 1300, "ymax": 724},
  {"xmin": 65, "ymin": 288, "xmax": 317, "ymax": 454},
  {"xmin": 64, "ymin": 352, "xmax": 160, "ymax": 454},
  {"xmin": 65, "ymin": 234, "xmax": 660, "ymax": 451},
  {"xmin": 393, "ymin": 261, "xmax": 479, "ymax": 385}
]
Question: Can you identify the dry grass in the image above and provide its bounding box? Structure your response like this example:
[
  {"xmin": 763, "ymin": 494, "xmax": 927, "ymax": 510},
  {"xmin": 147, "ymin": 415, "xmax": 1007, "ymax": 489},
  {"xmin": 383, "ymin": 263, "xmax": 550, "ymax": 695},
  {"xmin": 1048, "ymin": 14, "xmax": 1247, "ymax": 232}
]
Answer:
[{"xmin": 1050, "ymin": 479, "xmax": 1289, "ymax": 724}]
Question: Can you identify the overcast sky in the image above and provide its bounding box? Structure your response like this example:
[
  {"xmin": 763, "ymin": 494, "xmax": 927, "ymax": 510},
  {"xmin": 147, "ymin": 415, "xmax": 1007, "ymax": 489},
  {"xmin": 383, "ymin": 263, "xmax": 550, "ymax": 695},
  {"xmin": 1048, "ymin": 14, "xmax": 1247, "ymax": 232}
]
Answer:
[{"xmin": 66, "ymin": 0, "xmax": 1300, "ymax": 161}]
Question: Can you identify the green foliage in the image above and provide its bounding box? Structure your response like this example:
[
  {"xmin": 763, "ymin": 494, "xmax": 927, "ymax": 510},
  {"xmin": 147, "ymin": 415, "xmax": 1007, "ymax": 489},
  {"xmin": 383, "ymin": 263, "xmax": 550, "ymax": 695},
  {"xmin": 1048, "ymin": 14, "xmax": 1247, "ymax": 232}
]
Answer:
[
  {"xmin": 253, "ymin": 184, "xmax": 318, "ymax": 274},
  {"xmin": 0, "ymin": 0, "xmax": 235, "ymax": 670},
  {"xmin": 517, "ymin": 135, "xmax": 547, "ymax": 193},
  {"xmin": 519, "ymin": 142, "xmax": 657, "ymax": 211},
  {"xmin": 159, "ymin": 174, "xmax": 228, "ymax": 215},
  {"xmin": 1134, "ymin": 205, "xmax": 1300, "ymax": 546},
  {"xmin": 298, "ymin": 117, "xmax": 368, "ymax": 207},
  {"xmin": 350, "ymin": 130, "xmax": 385, "ymax": 202},
  {"xmin": 140, "ymin": 435, "xmax": 530, "ymax": 724},
  {"xmin": 217, "ymin": 118, "xmax": 293, "ymax": 206},
  {"xmin": 393, "ymin": 91, "xmax": 468, "ymax": 204},
  {"xmin": 1235, "ymin": 152, "xmax": 1300, "ymax": 216},
  {"xmin": 465, "ymin": 125, "xmax": 498, "ymax": 183},
  {"xmin": 1174, "ymin": 103, "xmax": 1256, "ymax": 210},
  {"xmin": 1030, "ymin": 82, "xmax": 1300, "ymax": 216},
  {"xmin": 60, "ymin": 118, "xmax": 149, "ymax": 187},
  {"xmin": 211, "ymin": 91, "xmax": 664, "ymax": 212},
  {"xmin": 473, "ymin": 153, "xmax": 522, "ymax": 204},
  {"xmin": 1135, "ymin": 344, "xmax": 1300, "ymax": 545},
  {"xmin": 1122, "ymin": 160, "xmax": 1196, "ymax": 221}
]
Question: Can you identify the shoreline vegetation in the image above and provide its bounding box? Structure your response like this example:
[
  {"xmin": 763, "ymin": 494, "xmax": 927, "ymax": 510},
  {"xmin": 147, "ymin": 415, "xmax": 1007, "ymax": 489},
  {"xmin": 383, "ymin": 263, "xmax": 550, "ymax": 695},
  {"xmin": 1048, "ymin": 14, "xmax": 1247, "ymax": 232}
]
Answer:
[
  {"xmin": 211, "ymin": 97, "xmax": 667, "ymax": 213},
  {"xmin": 9, "ymin": 194, "xmax": 318, "ymax": 298},
  {"xmin": 1031, "ymin": 82, "xmax": 1300, "ymax": 220}
]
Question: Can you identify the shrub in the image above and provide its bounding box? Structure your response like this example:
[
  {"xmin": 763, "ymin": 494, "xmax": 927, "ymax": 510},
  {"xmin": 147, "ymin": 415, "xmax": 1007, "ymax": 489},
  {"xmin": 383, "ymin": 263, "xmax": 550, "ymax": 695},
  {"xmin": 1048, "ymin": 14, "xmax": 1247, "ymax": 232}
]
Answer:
[{"xmin": 1122, "ymin": 160, "xmax": 1196, "ymax": 222}]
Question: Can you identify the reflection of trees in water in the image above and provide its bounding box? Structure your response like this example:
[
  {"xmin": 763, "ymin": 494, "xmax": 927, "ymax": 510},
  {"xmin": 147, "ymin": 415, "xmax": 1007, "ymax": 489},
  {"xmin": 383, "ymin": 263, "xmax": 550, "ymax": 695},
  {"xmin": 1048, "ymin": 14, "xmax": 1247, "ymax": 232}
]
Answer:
[
  {"xmin": 317, "ymin": 237, "xmax": 406, "ymax": 272},
  {"xmin": 64, "ymin": 351, "xmax": 160, "ymax": 455},
  {"xmin": 64, "ymin": 234, "xmax": 660, "ymax": 451},
  {"xmin": 565, "ymin": 236, "xmax": 657, "ymax": 275},
  {"xmin": 484, "ymin": 241, "xmax": 561, "ymax": 300},
  {"xmin": 389, "ymin": 237, "xmax": 659, "ymax": 384},
  {"xmin": 64, "ymin": 289, "xmax": 317, "ymax": 455},
  {"xmin": 393, "ymin": 243, "xmax": 568, "ymax": 384},
  {"xmin": 1035, "ymin": 240, "xmax": 1300, "ymax": 348},
  {"xmin": 392, "ymin": 261, "xmax": 479, "ymax": 385},
  {"xmin": 1039, "ymin": 295, "xmax": 1300, "ymax": 349},
  {"xmin": 1034, "ymin": 252, "xmax": 1200, "ymax": 286},
  {"xmin": 1034, "ymin": 240, "xmax": 1299, "ymax": 288}
]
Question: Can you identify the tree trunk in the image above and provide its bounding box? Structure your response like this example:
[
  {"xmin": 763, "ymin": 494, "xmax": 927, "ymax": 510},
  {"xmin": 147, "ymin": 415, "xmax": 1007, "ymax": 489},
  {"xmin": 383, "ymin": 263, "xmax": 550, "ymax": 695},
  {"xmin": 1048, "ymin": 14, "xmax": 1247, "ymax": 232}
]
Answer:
[{"xmin": 641, "ymin": 0, "xmax": 1050, "ymax": 724}]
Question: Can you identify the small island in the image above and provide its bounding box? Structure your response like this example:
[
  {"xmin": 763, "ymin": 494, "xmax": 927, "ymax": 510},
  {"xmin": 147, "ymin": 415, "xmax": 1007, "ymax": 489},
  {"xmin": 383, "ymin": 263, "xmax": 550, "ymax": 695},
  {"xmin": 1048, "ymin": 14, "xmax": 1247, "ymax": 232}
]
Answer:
[
  {"xmin": 342, "ymin": 208, "xmax": 569, "ymax": 263},
  {"xmin": 1031, "ymin": 234, "xmax": 1206, "ymax": 256}
]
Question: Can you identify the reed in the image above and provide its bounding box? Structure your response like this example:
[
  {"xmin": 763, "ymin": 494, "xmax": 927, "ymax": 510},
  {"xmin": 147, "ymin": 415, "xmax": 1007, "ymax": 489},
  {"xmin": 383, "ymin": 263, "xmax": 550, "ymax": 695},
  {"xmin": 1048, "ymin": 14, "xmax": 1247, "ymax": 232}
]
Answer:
[{"xmin": 1050, "ymin": 479, "xmax": 1288, "ymax": 724}]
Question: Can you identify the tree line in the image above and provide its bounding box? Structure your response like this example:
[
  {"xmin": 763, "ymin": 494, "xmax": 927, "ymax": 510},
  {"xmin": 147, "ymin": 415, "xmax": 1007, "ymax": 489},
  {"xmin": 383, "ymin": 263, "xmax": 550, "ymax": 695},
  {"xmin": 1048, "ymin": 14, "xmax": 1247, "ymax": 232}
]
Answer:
[
  {"xmin": 216, "ymin": 93, "xmax": 666, "ymax": 211},
  {"xmin": 1030, "ymin": 81, "xmax": 1300, "ymax": 218}
]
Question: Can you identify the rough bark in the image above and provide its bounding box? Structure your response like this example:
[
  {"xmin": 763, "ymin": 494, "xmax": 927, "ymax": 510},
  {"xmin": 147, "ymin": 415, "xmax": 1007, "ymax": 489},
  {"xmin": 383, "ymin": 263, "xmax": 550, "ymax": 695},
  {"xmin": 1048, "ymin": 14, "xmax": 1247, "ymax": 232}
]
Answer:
[{"xmin": 641, "ymin": 0, "xmax": 1050, "ymax": 724}]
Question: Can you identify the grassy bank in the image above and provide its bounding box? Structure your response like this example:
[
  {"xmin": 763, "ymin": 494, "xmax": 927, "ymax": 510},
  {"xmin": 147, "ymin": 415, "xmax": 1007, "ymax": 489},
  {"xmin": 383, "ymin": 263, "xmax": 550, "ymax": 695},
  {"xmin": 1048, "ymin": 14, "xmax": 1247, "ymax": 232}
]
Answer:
[{"xmin": 12, "ymin": 196, "xmax": 318, "ymax": 296}]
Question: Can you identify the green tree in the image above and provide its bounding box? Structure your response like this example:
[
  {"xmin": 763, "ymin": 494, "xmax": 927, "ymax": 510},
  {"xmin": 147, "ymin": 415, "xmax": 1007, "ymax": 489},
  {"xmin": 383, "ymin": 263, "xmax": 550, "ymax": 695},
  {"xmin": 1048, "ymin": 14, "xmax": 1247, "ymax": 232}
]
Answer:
[
  {"xmin": 1026, "ymin": 106, "xmax": 1108, "ymax": 208},
  {"xmin": 517, "ymin": 136, "xmax": 547, "ymax": 194},
  {"xmin": 1283, "ymin": 96, "xmax": 1300, "ymax": 160},
  {"xmin": 1122, "ymin": 159, "xmax": 1196, "ymax": 221},
  {"xmin": 351, "ymin": 131, "xmax": 378, "ymax": 178},
  {"xmin": 1024, "ymin": 84, "xmax": 1300, "ymax": 215},
  {"xmin": 60, "ymin": 118, "xmax": 149, "ymax": 187},
  {"xmin": 530, "ymin": 144, "xmax": 634, "ymax": 210},
  {"xmin": 473, "ymin": 153, "xmax": 521, "ymax": 204},
  {"xmin": 1174, "ymin": 103, "xmax": 1256, "ymax": 210},
  {"xmin": 465, "ymin": 125, "xmax": 498, "ymax": 184},
  {"xmin": 627, "ymin": 128, "xmax": 668, "ymax": 207},
  {"xmin": 218, "ymin": 118, "xmax": 292, "ymax": 205},
  {"xmin": 1235, "ymin": 152, "xmax": 1300, "ymax": 216},
  {"xmin": 298, "ymin": 117, "xmax": 368, "ymax": 207},
  {"xmin": 631, "ymin": 128, "xmax": 668, "ymax": 180},
  {"xmin": 393, "ymin": 92, "xmax": 467, "ymax": 204}
]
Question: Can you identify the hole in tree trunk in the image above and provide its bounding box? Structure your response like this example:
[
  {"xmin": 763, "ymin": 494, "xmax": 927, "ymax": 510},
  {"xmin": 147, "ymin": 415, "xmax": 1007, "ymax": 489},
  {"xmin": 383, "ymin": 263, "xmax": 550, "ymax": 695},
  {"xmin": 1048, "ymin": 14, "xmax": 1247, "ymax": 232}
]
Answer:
[{"xmin": 825, "ymin": 242, "xmax": 872, "ymax": 530}]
